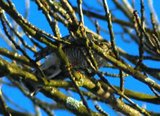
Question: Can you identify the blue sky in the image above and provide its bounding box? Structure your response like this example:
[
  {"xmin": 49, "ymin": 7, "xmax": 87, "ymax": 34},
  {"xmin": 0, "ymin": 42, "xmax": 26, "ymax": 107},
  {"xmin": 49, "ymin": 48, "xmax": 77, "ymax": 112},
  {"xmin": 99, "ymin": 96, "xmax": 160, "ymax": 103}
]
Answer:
[{"xmin": 1, "ymin": 0, "xmax": 160, "ymax": 116}]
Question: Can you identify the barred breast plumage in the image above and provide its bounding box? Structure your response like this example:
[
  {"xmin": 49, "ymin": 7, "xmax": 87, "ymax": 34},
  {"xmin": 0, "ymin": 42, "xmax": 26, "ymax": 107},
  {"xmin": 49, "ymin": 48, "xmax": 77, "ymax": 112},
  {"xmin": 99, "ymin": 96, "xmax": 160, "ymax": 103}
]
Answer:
[
  {"xmin": 25, "ymin": 35, "xmax": 110, "ymax": 95},
  {"xmin": 37, "ymin": 38, "xmax": 110, "ymax": 79}
]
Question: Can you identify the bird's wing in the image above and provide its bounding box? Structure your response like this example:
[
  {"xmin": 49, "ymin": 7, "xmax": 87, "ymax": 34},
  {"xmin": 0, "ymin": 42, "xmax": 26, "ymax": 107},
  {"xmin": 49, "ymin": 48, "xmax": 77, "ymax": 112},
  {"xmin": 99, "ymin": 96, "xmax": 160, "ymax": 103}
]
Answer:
[{"xmin": 34, "ymin": 35, "xmax": 74, "ymax": 61}]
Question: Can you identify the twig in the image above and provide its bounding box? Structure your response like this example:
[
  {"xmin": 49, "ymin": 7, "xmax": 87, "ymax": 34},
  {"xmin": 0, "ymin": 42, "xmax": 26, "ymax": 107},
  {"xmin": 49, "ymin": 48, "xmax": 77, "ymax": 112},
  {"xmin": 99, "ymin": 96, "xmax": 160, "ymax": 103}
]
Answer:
[
  {"xmin": 77, "ymin": 0, "xmax": 84, "ymax": 24},
  {"xmin": 0, "ymin": 87, "xmax": 11, "ymax": 116},
  {"xmin": 97, "ymin": 72, "xmax": 150, "ymax": 116},
  {"xmin": 9, "ymin": 77, "xmax": 54, "ymax": 116},
  {"xmin": 94, "ymin": 101, "xmax": 108, "ymax": 116},
  {"xmin": 149, "ymin": 87, "xmax": 160, "ymax": 98},
  {"xmin": 135, "ymin": 0, "xmax": 145, "ymax": 69},
  {"xmin": 102, "ymin": 0, "xmax": 124, "ymax": 100},
  {"xmin": 95, "ymin": 20, "xmax": 100, "ymax": 35},
  {"xmin": 58, "ymin": 44, "xmax": 91, "ymax": 114}
]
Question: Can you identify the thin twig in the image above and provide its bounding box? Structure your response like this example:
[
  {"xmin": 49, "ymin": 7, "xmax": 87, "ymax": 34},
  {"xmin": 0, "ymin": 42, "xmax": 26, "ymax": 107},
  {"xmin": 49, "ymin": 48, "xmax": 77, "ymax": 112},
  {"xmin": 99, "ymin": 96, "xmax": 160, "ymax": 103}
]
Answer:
[
  {"xmin": 58, "ymin": 44, "xmax": 91, "ymax": 114},
  {"xmin": 97, "ymin": 72, "xmax": 150, "ymax": 116},
  {"xmin": 77, "ymin": 0, "xmax": 84, "ymax": 24},
  {"xmin": 94, "ymin": 101, "xmax": 108, "ymax": 116},
  {"xmin": 102, "ymin": 0, "xmax": 124, "ymax": 100},
  {"xmin": 0, "ymin": 88, "xmax": 11, "ymax": 116},
  {"xmin": 135, "ymin": 0, "xmax": 145, "ymax": 69},
  {"xmin": 9, "ymin": 77, "xmax": 54, "ymax": 116}
]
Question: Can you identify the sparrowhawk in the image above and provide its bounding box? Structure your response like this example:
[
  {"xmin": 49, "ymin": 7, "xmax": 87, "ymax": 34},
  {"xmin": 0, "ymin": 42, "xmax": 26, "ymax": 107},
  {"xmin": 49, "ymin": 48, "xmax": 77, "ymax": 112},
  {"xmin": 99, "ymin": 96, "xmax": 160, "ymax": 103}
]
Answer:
[{"xmin": 25, "ymin": 34, "xmax": 111, "ymax": 95}]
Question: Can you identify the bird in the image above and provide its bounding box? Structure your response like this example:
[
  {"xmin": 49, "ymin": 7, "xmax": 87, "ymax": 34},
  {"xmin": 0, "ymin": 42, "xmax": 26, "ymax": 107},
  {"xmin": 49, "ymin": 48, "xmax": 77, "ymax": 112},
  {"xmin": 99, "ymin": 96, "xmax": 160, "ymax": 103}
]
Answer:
[
  {"xmin": 24, "ymin": 34, "xmax": 111, "ymax": 95},
  {"xmin": 34, "ymin": 35, "xmax": 110, "ymax": 78}
]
